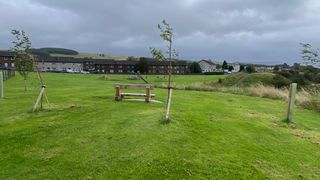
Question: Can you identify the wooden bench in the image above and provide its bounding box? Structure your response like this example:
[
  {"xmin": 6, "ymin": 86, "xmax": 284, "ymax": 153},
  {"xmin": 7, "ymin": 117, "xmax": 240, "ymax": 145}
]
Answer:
[{"xmin": 115, "ymin": 84, "xmax": 155, "ymax": 102}]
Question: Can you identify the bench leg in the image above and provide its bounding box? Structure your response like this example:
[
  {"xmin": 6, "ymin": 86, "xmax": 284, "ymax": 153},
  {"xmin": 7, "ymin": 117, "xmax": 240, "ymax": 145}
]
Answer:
[
  {"xmin": 115, "ymin": 86, "xmax": 122, "ymax": 101},
  {"xmin": 145, "ymin": 87, "xmax": 151, "ymax": 103}
]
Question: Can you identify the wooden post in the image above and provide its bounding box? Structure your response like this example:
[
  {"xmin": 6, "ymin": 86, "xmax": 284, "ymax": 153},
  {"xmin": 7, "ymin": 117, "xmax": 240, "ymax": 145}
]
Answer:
[
  {"xmin": 165, "ymin": 87, "xmax": 173, "ymax": 120},
  {"xmin": 115, "ymin": 85, "xmax": 121, "ymax": 101},
  {"xmin": 286, "ymin": 83, "xmax": 297, "ymax": 123},
  {"xmin": 0, "ymin": 71, "xmax": 3, "ymax": 99},
  {"xmin": 33, "ymin": 86, "xmax": 46, "ymax": 112},
  {"xmin": 146, "ymin": 87, "xmax": 151, "ymax": 102}
]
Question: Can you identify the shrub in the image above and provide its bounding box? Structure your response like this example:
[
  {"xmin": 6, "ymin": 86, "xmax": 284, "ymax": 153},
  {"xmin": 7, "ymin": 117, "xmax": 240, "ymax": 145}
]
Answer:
[{"xmin": 272, "ymin": 74, "xmax": 291, "ymax": 88}]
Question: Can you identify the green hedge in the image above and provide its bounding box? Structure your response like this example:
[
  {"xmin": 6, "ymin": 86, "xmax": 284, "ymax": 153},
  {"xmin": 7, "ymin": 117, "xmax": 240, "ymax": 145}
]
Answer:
[{"xmin": 204, "ymin": 72, "xmax": 224, "ymax": 75}]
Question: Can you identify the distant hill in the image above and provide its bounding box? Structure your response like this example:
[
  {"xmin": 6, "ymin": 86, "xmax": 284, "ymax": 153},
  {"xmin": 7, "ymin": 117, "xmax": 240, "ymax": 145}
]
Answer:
[
  {"xmin": 31, "ymin": 48, "xmax": 79, "ymax": 56},
  {"xmin": 30, "ymin": 47, "xmax": 129, "ymax": 60}
]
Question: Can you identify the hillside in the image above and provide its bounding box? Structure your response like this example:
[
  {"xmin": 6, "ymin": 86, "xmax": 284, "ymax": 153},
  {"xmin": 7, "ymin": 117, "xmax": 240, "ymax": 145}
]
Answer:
[
  {"xmin": 50, "ymin": 53, "xmax": 128, "ymax": 60},
  {"xmin": 31, "ymin": 48, "xmax": 79, "ymax": 56},
  {"xmin": 30, "ymin": 47, "xmax": 129, "ymax": 60},
  {"xmin": 0, "ymin": 73, "xmax": 319, "ymax": 179},
  {"xmin": 217, "ymin": 73, "xmax": 277, "ymax": 87}
]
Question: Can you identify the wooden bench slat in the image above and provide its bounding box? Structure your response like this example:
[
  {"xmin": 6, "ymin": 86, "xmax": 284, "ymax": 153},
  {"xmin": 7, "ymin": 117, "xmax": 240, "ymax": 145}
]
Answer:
[
  {"xmin": 115, "ymin": 84, "xmax": 154, "ymax": 90},
  {"xmin": 121, "ymin": 93, "xmax": 155, "ymax": 97}
]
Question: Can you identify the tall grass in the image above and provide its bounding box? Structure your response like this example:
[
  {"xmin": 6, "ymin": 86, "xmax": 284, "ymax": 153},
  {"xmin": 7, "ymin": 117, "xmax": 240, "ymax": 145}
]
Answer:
[{"xmin": 155, "ymin": 83, "xmax": 320, "ymax": 112}]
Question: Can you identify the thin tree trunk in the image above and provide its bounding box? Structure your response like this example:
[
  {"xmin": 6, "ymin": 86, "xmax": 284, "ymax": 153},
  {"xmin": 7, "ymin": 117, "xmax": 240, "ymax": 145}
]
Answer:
[
  {"xmin": 24, "ymin": 77, "xmax": 27, "ymax": 91},
  {"xmin": 166, "ymin": 36, "xmax": 173, "ymax": 120}
]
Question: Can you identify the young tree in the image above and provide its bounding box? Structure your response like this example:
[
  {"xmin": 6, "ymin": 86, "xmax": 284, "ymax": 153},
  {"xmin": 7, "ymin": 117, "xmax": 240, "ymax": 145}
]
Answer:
[
  {"xmin": 10, "ymin": 30, "xmax": 34, "ymax": 91},
  {"xmin": 150, "ymin": 20, "xmax": 178, "ymax": 121},
  {"xmin": 301, "ymin": 43, "xmax": 320, "ymax": 66}
]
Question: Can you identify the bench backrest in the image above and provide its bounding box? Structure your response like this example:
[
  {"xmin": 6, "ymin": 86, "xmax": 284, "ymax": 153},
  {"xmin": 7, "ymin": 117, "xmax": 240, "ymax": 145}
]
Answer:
[{"xmin": 115, "ymin": 84, "xmax": 154, "ymax": 90}]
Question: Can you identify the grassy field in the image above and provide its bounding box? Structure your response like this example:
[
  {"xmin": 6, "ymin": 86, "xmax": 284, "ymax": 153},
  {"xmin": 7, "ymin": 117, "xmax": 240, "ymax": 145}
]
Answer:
[
  {"xmin": 0, "ymin": 73, "xmax": 319, "ymax": 179},
  {"xmin": 50, "ymin": 53, "xmax": 128, "ymax": 60}
]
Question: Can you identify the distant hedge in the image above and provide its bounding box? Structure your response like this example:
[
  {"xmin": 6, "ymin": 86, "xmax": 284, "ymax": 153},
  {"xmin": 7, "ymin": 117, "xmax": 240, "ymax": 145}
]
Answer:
[
  {"xmin": 204, "ymin": 72, "xmax": 224, "ymax": 75},
  {"xmin": 31, "ymin": 48, "xmax": 78, "ymax": 56}
]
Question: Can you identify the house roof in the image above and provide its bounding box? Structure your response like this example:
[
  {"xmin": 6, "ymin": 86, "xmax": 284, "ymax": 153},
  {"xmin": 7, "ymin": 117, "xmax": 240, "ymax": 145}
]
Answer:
[
  {"xmin": 199, "ymin": 60, "xmax": 216, "ymax": 66},
  {"xmin": 0, "ymin": 50, "xmax": 14, "ymax": 57}
]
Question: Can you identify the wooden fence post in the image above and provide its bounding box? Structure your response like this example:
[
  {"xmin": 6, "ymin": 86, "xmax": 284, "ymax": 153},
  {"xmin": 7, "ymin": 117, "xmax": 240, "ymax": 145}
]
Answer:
[
  {"xmin": 286, "ymin": 83, "xmax": 297, "ymax": 123},
  {"xmin": 0, "ymin": 71, "xmax": 3, "ymax": 99}
]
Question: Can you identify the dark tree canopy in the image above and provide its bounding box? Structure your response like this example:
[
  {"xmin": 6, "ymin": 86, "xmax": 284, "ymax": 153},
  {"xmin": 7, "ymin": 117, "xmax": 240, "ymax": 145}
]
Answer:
[
  {"xmin": 245, "ymin": 65, "xmax": 255, "ymax": 73},
  {"xmin": 239, "ymin": 65, "xmax": 245, "ymax": 72},
  {"xmin": 134, "ymin": 57, "xmax": 148, "ymax": 73},
  {"xmin": 189, "ymin": 62, "xmax": 202, "ymax": 73},
  {"xmin": 222, "ymin": 60, "xmax": 228, "ymax": 70}
]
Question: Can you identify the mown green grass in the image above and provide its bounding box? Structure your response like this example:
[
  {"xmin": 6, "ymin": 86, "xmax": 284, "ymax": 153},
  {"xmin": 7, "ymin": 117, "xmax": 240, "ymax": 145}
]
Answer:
[{"xmin": 0, "ymin": 73, "xmax": 319, "ymax": 179}]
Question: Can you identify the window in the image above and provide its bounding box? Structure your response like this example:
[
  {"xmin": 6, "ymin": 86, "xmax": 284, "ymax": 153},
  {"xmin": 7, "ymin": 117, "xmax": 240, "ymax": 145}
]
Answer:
[
  {"xmin": 118, "ymin": 70, "xmax": 123, "ymax": 73},
  {"xmin": 11, "ymin": 57, "xmax": 14, "ymax": 60},
  {"xmin": 118, "ymin": 65, "xmax": 122, "ymax": 68},
  {"xmin": 12, "ymin": 63, "xmax": 15, "ymax": 67},
  {"xmin": 4, "ymin": 57, "xmax": 8, "ymax": 60},
  {"xmin": 110, "ymin": 69, "xmax": 114, "ymax": 73},
  {"xmin": 110, "ymin": 65, "xmax": 114, "ymax": 68}
]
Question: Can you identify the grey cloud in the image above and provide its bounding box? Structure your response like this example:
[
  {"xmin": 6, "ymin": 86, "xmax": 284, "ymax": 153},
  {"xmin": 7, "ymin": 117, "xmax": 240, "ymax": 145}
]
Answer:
[{"xmin": 1, "ymin": 0, "xmax": 320, "ymax": 64}]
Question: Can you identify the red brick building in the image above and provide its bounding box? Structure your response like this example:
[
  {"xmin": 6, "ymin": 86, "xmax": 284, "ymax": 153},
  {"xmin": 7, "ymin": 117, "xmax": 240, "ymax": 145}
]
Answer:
[{"xmin": 0, "ymin": 51, "xmax": 15, "ymax": 69}]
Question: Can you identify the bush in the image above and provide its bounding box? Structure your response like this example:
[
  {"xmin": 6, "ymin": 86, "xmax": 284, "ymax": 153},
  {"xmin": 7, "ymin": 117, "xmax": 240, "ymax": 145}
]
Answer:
[
  {"xmin": 314, "ymin": 73, "xmax": 320, "ymax": 83},
  {"xmin": 272, "ymin": 74, "xmax": 291, "ymax": 88}
]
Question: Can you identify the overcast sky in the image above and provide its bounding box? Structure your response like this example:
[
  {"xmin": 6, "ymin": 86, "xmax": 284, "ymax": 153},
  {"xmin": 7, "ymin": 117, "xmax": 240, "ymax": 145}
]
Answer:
[{"xmin": 1, "ymin": 0, "xmax": 320, "ymax": 64}]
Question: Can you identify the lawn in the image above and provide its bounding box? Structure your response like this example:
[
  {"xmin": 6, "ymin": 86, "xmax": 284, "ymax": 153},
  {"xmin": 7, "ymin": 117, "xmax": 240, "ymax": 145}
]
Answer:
[{"xmin": 0, "ymin": 73, "xmax": 319, "ymax": 179}]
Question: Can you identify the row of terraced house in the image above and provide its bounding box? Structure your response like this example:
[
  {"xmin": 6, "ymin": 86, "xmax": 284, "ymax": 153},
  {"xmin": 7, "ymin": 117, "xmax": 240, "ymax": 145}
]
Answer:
[{"xmin": 0, "ymin": 51, "xmax": 189, "ymax": 74}]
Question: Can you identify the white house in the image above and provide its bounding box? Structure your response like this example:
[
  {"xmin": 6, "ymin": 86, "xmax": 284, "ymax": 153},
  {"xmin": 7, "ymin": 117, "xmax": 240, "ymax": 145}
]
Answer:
[
  {"xmin": 37, "ymin": 62, "xmax": 83, "ymax": 72},
  {"xmin": 229, "ymin": 63, "xmax": 241, "ymax": 72},
  {"xmin": 198, "ymin": 60, "xmax": 217, "ymax": 73}
]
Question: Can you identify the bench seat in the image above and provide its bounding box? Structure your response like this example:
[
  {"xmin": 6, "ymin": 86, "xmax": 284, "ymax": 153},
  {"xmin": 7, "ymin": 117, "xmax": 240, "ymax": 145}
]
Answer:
[
  {"xmin": 121, "ymin": 93, "xmax": 155, "ymax": 97},
  {"xmin": 115, "ymin": 84, "xmax": 155, "ymax": 102}
]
